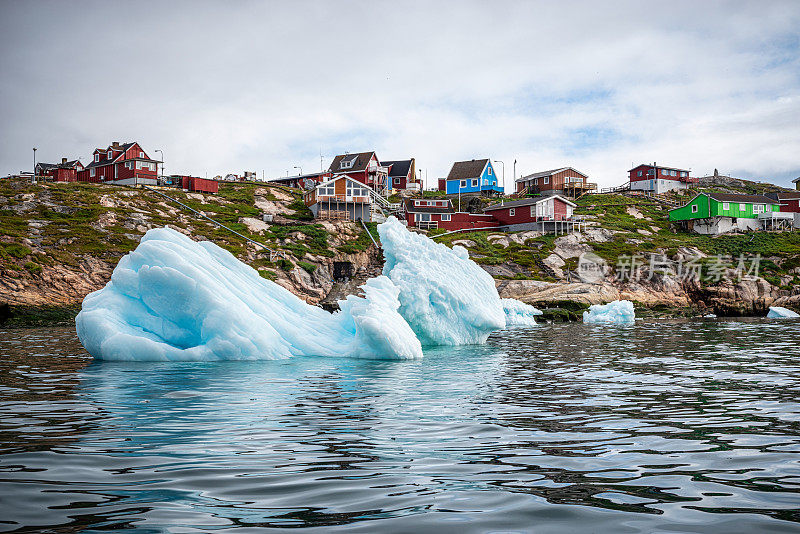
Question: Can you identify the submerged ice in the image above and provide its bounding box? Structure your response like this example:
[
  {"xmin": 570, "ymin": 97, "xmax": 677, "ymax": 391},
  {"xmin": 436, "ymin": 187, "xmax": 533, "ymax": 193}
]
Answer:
[
  {"xmin": 77, "ymin": 218, "xmax": 541, "ymax": 361},
  {"xmin": 583, "ymin": 300, "xmax": 636, "ymax": 324}
]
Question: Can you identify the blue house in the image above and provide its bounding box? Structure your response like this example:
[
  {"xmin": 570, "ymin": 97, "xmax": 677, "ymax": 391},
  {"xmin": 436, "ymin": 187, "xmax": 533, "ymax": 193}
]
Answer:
[{"xmin": 444, "ymin": 158, "xmax": 504, "ymax": 196}]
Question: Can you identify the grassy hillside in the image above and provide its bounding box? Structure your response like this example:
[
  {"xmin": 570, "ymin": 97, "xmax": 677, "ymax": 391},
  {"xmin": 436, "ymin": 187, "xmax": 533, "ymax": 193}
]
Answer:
[
  {"xmin": 0, "ymin": 178, "xmax": 378, "ymax": 319},
  {"xmin": 431, "ymin": 185, "xmax": 800, "ymax": 288}
]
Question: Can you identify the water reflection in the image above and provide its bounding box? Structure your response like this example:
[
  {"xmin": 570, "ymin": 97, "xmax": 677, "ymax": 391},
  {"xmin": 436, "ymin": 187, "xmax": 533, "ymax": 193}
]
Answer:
[{"xmin": 0, "ymin": 321, "xmax": 799, "ymax": 532}]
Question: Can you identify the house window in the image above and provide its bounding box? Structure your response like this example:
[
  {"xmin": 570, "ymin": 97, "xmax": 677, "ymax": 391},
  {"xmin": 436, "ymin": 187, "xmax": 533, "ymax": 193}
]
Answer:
[
  {"xmin": 107, "ymin": 150, "xmax": 112, "ymax": 159},
  {"xmin": 691, "ymin": 204, "xmax": 698, "ymax": 213},
  {"xmin": 472, "ymin": 179, "xmax": 478, "ymax": 187},
  {"xmin": 739, "ymin": 203, "xmax": 746, "ymax": 210},
  {"xmin": 318, "ymin": 183, "xmax": 335, "ymax": 196},
  {"xmin": 723, "ymin": 202, "xmax": 730, "ymax": 210},
  {"xmin": 90, "ymin": 168, "xmax": 95, "ymax": 177},
  {"xmin": 441, "ymin": 214, "xmax": 451, "ymax": 221},
  {"xmin": 533, "ymin": 178, "xmax": 538, "ymax": 185},
  {"xmin": 754, "ymin": 204, "xmax": 765, "ymax": 214},
  {"xmin": 509, "ymin": 208, "xmax": 515, "ymax": 216},
  {"xmin": 94, "ymin": 154, "xmax": 99, "ymax": 162},
  {"xmin": 460, "ymin": 180, "xmax": 467, "ymax": 188},
  {"xmin": 346, "ymin": 181, "xmax": 369, "ymax": 199},
  {"xmin": 139, "ymin": 151, "xmax": 144, "ymax": 158},
  {"xmin": 488, "ymin": 167, "xmax": 492, "ymax": 176},
  {"xmin": 544, "ymin": 177, "xmax": 549, "ymax": 184},
  {"xmin": 394, "ymin": 177, "xmax": 400, "ymax": 184},
  {"xmin": 530, "ymin": 206, "xmax": 536, "ymax": 216},
  {"xmin": 637, "ymin": 170, "xmax": 642, "ymax": 177}
]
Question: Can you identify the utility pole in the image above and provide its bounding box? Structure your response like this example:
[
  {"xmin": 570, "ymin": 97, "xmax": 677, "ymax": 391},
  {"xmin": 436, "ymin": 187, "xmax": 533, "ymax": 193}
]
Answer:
[{"xmin": 32, "ymin": 148, "xmax": 37, "ymax": 184}]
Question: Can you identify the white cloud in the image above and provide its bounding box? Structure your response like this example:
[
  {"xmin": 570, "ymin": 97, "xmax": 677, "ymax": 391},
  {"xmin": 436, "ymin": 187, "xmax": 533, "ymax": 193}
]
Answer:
[{"xmin": 1, "ymin": 0, "xmax": 798, "ymax": 188}]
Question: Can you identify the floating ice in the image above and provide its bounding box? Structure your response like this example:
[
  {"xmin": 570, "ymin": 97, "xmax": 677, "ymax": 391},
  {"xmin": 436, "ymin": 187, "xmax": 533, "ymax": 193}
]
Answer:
[
  {"xmin": 77, "ymin": 217, "xmax": 540, "ymax": 361},
  {"xmin": 767, "ymin": 306, "xmax": 800, "ymax": 318},
  {"xmin": 583, "ymin": 300, "xmax": 636, "ymax": 324},
  {"xmin": 501, "ymin": 298, "xmax": 542, "ymax": 326},
  {"xmin": 76, "ymin": 227, "xmax": 422, "ymax": 361},
  {"xmin": 379, "ymin": 217, "xmax": 509, "ymax": 345}
]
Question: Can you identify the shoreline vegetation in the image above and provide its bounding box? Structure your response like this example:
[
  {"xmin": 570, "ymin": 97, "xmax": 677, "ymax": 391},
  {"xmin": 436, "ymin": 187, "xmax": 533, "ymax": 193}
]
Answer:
[{"xmin": 1, "ymin": 177, "xmax": 798, "ymax": 328}]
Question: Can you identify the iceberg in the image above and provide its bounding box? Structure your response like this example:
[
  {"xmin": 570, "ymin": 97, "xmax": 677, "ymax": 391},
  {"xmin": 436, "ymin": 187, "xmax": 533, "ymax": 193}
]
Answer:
[
  {"xmin": 76, "ymin": 217, "xmax": 541, "ymax": 361},
  {"xmin": 379, "ymin": 217, "xmax": 508, "ymax": 345},
  {"xmin": 501, "ymin": 298, "xmax": 543, "ymax": 326},
  {"xmin": 76, "ymin": 227, "xmax": 422, "ymax": 361},
  {"xmin": 583, "ymin": 300, "xmax": 636, "ymax": 324},
  {"xmin": 767, "ymin": 306, "xmax": 800, "ymax": 318}
]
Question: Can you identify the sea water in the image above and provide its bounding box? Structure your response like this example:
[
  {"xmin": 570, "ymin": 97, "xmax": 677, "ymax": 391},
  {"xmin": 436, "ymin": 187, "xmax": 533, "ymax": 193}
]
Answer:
[{"xmin": 1, "ymin": 318, "xmax": 799, "ymax": 533}]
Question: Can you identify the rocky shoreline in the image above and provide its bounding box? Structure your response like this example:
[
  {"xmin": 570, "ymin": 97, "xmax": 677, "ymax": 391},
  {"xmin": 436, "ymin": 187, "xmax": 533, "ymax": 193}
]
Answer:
[{"xmin": 2, "ymin": 180, "xmax": 798, "ymax": 327}]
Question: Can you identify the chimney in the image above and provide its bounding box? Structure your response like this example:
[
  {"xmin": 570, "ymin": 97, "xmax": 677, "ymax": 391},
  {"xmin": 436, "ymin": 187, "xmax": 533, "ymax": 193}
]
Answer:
[
  {"xmin": 61, "ymin": 157, "xmax": 67, "ymax": 164},
  {"xmin": 112, "ymin": 141, "xmax": 120, "ymax": 149}
]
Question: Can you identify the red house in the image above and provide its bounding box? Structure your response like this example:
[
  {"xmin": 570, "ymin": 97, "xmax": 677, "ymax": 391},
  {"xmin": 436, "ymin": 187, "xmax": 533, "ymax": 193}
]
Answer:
[
  {"xmin": 767, "ymin": 192, "xmax": 800, "ymax": 213},
  {"xmin": 483, "ymin": 195, "xmax": 576, "ymax": 228},
  {"xmin": 77, "ymin": 141, "xmax": 160, "ymax": 185},
  {"xmin": 403, "ymin": 198, "xmax": 498, "ymax": 231},
  {"xmin": 328, "ymin": 152, "xmax": 389, "ymax": 195},
  {"xmin": 383, "ymin": 159, "xmax": 418, "ymax": 191},
  {"xmin": 515, "ymin": 167, "xmax": 596, "ymax": 197},
  {"xmin": 36, "ymin": 158, "xmax": 84, "ymax": 182},
  {"xmin": 628, "ymin": 162, "xmax": 698, "ymax": 194}
]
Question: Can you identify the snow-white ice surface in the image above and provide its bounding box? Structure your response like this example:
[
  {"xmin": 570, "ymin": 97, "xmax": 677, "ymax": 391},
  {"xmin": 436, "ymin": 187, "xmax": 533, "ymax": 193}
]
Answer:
[
  {"xmin": 76, "ymin": 227, "xmax": 422, "ymax": 361},
  {"xmin": 767, "ymin": 306, "xmax": 800, "ymax": 318},
  {"xmin": 379, "ymin": 217, "xmax": 508, "ymax": 345},
  {"xmin": 583, "ymin": 300, "xmax": 636, "ymax": 324},
  {"xmin": 501, "ymin": 298, "xmax": 542, "ymax": 326}
]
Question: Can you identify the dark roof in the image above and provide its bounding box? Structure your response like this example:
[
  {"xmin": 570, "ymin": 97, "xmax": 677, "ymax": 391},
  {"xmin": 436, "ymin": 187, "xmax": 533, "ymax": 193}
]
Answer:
[
  {"xmin": 403, "ymin": 198, "xmax": 454, "ymax": 214},
  {"xmin": 765, "ymin": 191, "xmax": 800, "ymax": 201},
  {"xmin": 517, "ymin": 167, "xmax": 587, "ymax": 182},
  {"xmin": 37, "ymin": 159, "xmax": 82, "ymax": 171},
  {"xmin": 328, "ymin": 151, "xmax": 375, "ymax": 173},
  {"xmin": 628, "ymin": 163, "xmax": 689, "ymax": 173},
  {"xmin": 383, "ymin": 159, "xmax": 413, "ymax": 178},
  {"xmin": 446, "ymin": 159, "xmax": 488, "ymax": 181},
  {"xmin": 706, "ymin": 192, "xmax": 779, "ymax": 204},
  {"xmin": 483, "ymin": 195, "xmax": 576, "ymax": 212}
]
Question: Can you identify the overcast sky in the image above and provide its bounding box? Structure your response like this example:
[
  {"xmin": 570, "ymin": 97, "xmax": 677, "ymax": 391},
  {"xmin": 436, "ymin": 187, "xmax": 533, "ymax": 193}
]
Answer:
[{"xmin": 1, "ymin": 0, "xmax": 798, "ymax": 189}]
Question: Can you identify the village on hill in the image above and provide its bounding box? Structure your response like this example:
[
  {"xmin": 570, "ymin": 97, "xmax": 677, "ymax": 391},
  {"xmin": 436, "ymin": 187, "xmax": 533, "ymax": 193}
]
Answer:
[
  {"xmin": 2, "ymin": 140, "xmax": 800, "ymax": 325},
  {"xmin": 6, "ymin": 141, "xmax": 800, "ymax": 236}
]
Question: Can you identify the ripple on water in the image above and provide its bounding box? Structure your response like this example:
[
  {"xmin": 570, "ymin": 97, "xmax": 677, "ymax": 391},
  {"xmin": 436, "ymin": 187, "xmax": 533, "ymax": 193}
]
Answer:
[{"xmin": 0, "ymin": 319, "xmax": 799, "ymax": 532}]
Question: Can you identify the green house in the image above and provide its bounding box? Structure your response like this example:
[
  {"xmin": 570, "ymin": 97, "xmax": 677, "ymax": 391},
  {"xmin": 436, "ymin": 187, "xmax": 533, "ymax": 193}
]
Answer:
[{"xmin": 669, "ymin": 192, "xmax": 780, "ymax": 235}]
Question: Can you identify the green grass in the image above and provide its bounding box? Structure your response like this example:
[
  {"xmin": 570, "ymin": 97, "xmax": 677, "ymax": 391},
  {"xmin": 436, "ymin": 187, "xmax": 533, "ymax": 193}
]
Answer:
[
  {"xmin": 297, "ymin": 261, "xmax": 317, "ymax": 273},
  {"xmin": 23, "ymin": 261, "xmax": 42, "ymax": 274},
  {"xmin": 1, "ymin": 243, "xmax": 32, "ymax": 258}
]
